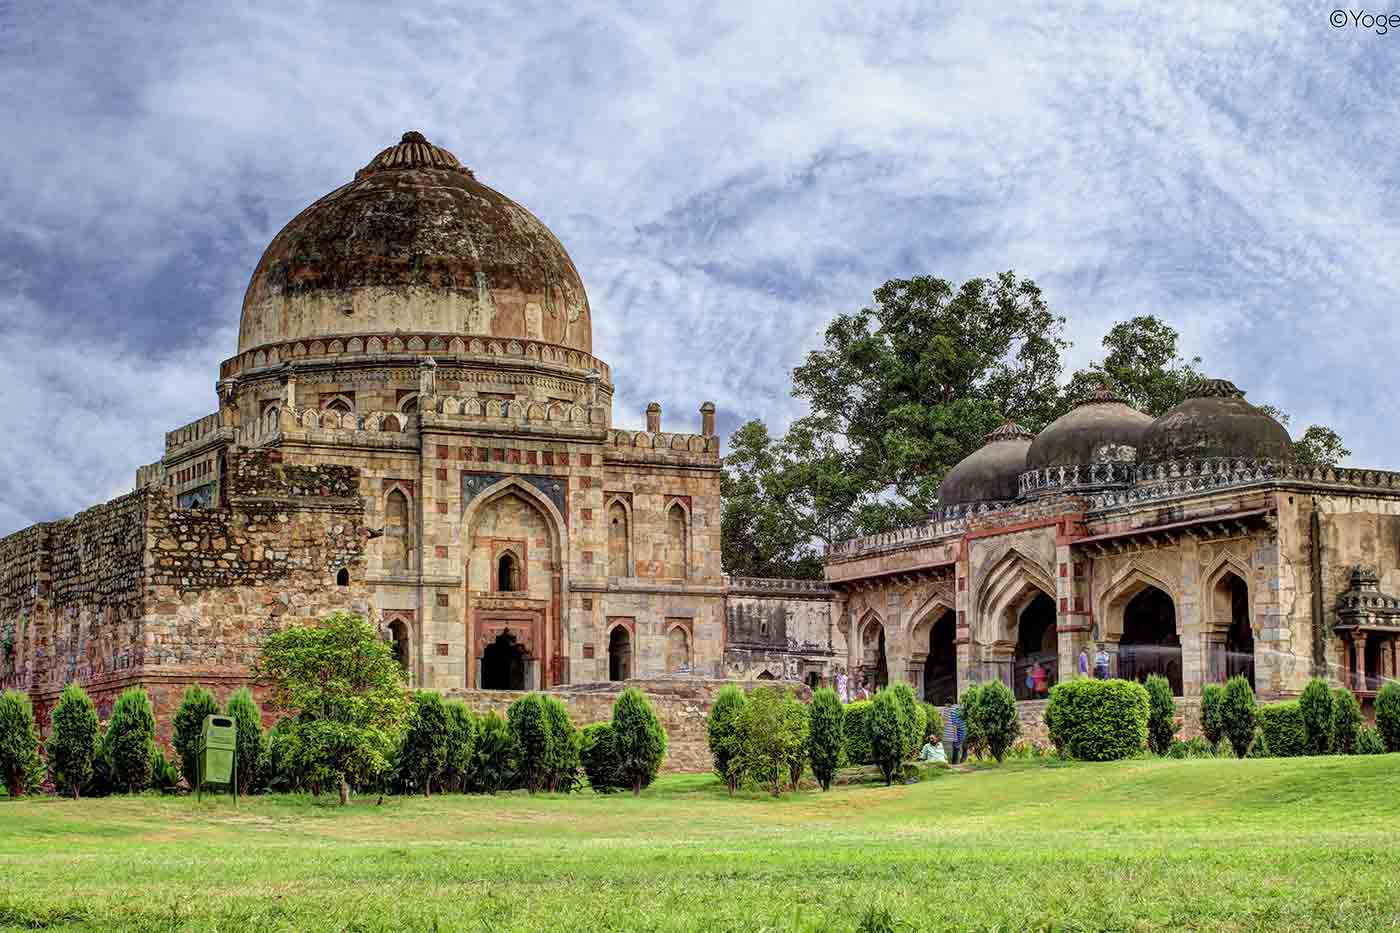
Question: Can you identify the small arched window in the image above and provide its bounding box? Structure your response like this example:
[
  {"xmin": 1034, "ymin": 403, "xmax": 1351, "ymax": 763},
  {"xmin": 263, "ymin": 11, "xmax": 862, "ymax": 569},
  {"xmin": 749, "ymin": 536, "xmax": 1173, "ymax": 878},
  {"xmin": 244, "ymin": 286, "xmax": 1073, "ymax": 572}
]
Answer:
[
  {"xmin": 497, "ymin": 552, "xmax": 520, "ymax": 592},
  {"xmin": 399, "ymin": 394, "xmax": 419, "ymax": 415},
  {"xmin": 336, "ymin": 568, "xmax": 349, "ymax": 587},
  {"xmin": 325, "ymin": 397, "xmax": 352, "ymax": 415}
]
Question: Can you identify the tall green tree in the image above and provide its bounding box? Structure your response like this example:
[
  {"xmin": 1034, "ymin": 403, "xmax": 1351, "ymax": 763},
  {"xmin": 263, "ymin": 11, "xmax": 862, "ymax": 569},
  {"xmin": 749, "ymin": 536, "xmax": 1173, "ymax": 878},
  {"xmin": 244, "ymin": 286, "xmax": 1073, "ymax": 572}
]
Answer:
[
  {"xmin": 103, "ymin": 688, "xmax": 156, "ymax": 793},
  {"xmin": 48, "ymin": 683, "xmax": 99, "ymax": 799},
  {"xmin": 399, "ymin": 690, "xmax": 450, "ymax": 796},
  {"xmin": 224, "ymin": 688, "xmax": 267, "ymax": 795},
  {"xmin": 252, "ymin": 611, "xmax": 411, "ymax": 805},
  {"xmin": 611, "ymin": 687, "xmax": 667, "ymax": 796},
  {"xmin": 807, "ymin": 687, "xmax": 844, "ymax": 791},
  {"xmin": 0, "ymin": 689, "xmax": 45, "ymax": 796}
]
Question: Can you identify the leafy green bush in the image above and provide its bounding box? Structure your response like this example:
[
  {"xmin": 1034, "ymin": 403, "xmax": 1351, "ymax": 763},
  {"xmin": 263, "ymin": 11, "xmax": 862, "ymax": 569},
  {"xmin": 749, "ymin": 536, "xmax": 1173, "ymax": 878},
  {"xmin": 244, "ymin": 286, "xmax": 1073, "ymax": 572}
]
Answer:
[
  {"xmin": 1331, "ymin": 687, "xmax": 1362, "ymax": 755},
  {"xmin": 103, "ymin": 687, "xmax": 156, "ymax": 793},
  {"xmin": 1184, "ymin": 735, "xmax": 1218, "ymax": 758},
  {"xmin": 1376, "ymin": 681, "xmax": 1400, "ymax": 752},
  {"xmin": 707, "ymin": 684, "xmax": 748, "ymax": 794},
  {"xmin": 960, "ymin": 684, "xmax": 987, "ymax": 760},
  {"xmin": 150, "ymin": 744, "xmax": 182, "ymax": 793},
  {"xmin": 252, "ymin": 612, "xmax": 411, "ymax": 805},
  {"xmin": 867, "ymin": 689, "xmax": 908, "ymax": 785},
  {"xmin": 1199, "ymin": 683, "xmax": 1225, "ymax": 747},
  {"xmin": 886, "ymin": 682, "xmax": 921, "ymax": 761},
  {"xmin": 1298, "ymin": 678, "xmax": 1334, "ymax": 756},
  {"xmin": 579, "ymin": 722, "xmax": 626, "ymax": 793},
  {"xmin": 263, "ymin": 720, "xmax": 305, "ymax": 793},
  {"xmin": 507, "ymin": 693, "xmax": 552, "ymax": 794},
  {"xmin": 1256, "ymin": 701, "xmax": 1306, "ymax": 758},
  {"xmin": 1145, "ymin": 674, "xmax": 1176, "ymax": 755},
  {"xmin": 48, "ymin": 683, "xmax": 99, "ymax": 799},
  {"xmin": 1357, "ymin": 725, "xmax": 1387, "ymax": 755},
  {"xmin": 467, "ymin": 711, "xmax": 517, "ymax": 794},
  {"xmin": 978, "ymin": 681, "xmax": 1021, "ymax": 762},
  {"xmin": 542, "ymin": 696, "xmax": 580, "ymax": 793},
  {"xmin": 441, "ymin": 701, "xmax": 476, "ymax": 793},
  {"xmin": 0, "ymin": 689, "xmax": 45, "ymax": 796},
  {"xmin": 808, "ymin": 687, "xmax": 844, "ymax": 791},
  {"xmin": 737, "ymin": 686, "xmax": 802, "ymax": 795},
  {"xmin": 921, "ymin": 702, "xmax": 943, "ymax": 746},
  {"xmin": 171, "ymin": 685, "xmax": 219, "ymax": 789},
  {"xmin": 611, "ymin": 687, "xmax": 667, "ymax": 795},
  {"xmin": 843, "ymin": 700, "xmax": 873, "ymax": 765},
  {"xmin": 1043, "ymin": 678, "xmax": 1148, "ymax": 761},
  {"xmin": 399, "ymin": 691, "xmax": 450, "ymax": 795},
  {"xmin": 1246, "ymin": 727, "xmax": 1271, "ymax": 758},
  {"xmin": 1220, "ymin": 675, "xmax": 1257, "ymax": 758},
  {"xmin": 224, "ymin": 688, "xmax": 267, "ymax": 795}
]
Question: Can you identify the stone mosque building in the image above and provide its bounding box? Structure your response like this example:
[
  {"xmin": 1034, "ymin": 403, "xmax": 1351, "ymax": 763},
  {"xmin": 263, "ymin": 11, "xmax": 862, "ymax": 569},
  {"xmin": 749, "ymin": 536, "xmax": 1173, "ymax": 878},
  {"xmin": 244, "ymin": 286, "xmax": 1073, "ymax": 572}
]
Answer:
[{"xmin": 1, "ymin": 131, "xmax": 1397, "ymax": 743}]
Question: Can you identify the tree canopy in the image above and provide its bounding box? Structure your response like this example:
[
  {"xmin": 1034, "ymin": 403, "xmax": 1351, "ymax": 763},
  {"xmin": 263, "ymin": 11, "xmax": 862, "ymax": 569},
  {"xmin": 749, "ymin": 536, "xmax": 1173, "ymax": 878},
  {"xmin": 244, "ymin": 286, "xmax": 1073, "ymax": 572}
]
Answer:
[
  {"xmin": 722, "ymin": 274, "xmax": 1349, "ymax": 578},
  {"xmin": 253, "ymin": 611, "xmax": 410, "ymax": 805}
]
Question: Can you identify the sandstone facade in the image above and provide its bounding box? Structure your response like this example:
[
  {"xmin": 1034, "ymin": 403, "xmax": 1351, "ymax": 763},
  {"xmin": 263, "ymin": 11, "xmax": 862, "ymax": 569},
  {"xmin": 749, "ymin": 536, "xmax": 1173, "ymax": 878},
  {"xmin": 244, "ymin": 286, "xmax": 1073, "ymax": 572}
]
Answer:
[{"xmin": 0, "ymin": 133, "xmax": 838, "ymax": 752}]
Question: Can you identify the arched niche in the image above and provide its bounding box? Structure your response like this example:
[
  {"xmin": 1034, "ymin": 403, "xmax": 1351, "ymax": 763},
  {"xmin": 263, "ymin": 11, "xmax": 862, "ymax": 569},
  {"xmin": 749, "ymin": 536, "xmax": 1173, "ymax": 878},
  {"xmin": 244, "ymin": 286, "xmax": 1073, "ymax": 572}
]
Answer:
[
  {"xmin": 607, "ymin": 498, "xmax": 631, "ymax": 577},
  {"xmin": 608, "ymin": 623, "xmax": 633, "ymax": 682}
]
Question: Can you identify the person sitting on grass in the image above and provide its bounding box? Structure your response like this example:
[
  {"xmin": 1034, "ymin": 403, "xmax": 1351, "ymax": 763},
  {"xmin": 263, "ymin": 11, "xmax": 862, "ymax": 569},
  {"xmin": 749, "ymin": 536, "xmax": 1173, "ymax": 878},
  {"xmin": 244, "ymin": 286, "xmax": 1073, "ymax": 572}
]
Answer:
[{"xmin": 919, "ymin": 735, "xmax": 947, "ymax": 764}]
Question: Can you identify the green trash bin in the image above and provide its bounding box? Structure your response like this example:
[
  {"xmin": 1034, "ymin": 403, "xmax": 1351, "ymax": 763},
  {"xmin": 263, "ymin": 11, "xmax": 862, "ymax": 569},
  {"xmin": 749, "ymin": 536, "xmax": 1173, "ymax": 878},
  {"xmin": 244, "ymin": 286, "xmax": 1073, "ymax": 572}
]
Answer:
[{"xmin": 198, "ymin": 714, "xmax": 238, "ymax": 791}]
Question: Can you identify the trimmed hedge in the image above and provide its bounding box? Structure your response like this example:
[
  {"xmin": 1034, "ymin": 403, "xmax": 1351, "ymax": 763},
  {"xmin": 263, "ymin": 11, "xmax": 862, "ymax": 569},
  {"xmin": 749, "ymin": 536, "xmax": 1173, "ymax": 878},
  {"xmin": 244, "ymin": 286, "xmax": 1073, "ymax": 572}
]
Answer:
[
  {"xmin": 1331, "ymin": 687, "xmax": 1362, "ymax": 755},
  {"xmin": 1145, "ymin": 674, "xmax": 1176, "ymax": 755},
  {"xmin": 1199, "ymin": 683, "xmax": 1225, "ymax": 746},
  {"xmin": 1220, "ymin": 675, "xmax": 1257, "ymax": 758},
  {"xmin": 1044, "ymin": 678, "xmax": 1149, "ymax": 761},
  {"xmin": 1298, "ymin": 678, "xmax": 1334, "ymax": 756},
  {"xmin": 843, "ymin": 700, "xmax": 873, "ymax": 765},
  {"xmin": 1256, "ymin": 701, "xmax": 1306, "ymax": 758},
  {"xmin": 579, "ymin": 722, "xmax": 626, "ymax": 793}
]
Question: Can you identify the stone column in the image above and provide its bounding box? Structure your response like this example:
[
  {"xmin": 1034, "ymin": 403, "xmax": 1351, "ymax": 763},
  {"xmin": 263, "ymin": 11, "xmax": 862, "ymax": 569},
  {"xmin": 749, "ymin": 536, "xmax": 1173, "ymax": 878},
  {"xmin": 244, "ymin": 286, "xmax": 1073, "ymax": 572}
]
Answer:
[
  {"xmin": 1177, "ymin": 534, "xmax": 1204, "ymax": 696},
  {"xmin": 1354, "ymin": 632, "xmax": 1368, "ymax": 691},
  {"xmin": 700, "ymin": 401, "xmax": 716, "ymax": 436},
  {"xmin": 646, "ymin": 402, "xmax": 661, "ymax": 433}
]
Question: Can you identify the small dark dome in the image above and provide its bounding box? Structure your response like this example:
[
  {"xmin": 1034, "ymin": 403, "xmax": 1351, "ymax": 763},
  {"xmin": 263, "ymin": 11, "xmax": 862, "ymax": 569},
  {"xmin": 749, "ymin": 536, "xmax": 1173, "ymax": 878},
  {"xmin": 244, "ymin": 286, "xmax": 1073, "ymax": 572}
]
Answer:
[
  {"xmin": 1140, "ymin": 378, "xmax": 1292, "ymax": 464},
  {"xmin": 1025, "ymin": 384, "xmax": 1151, "ymax": 472},
  {"xmin": 938, "ymin": 422, "xmax": 1034, "ymax": 509}
]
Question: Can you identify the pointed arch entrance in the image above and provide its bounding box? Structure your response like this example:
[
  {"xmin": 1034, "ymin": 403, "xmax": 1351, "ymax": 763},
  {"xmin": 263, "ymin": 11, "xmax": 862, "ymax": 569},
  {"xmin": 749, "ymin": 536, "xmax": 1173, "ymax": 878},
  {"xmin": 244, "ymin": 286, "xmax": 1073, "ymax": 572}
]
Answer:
[
  {"xmin": 1013, "ymin": 593, "xmax": 1058, "ymax": 700},
  {"xmin": 481, "ymin": 630, "xmax": 527, "ymax": 690},
  {"xmin": 857, "ymin": 612, "xmax": 889, "ymax": 692},
  {"xmin": 1120, "ymin": 586, "xmax": 1182, "ymax": 694},
  {"xmin": 608, "ymin": 624, "xmax": 632, "ymax": 682},
  {"xmin": 1208, "ymin": 568, "xmax": 1254, "ymax": 688}
]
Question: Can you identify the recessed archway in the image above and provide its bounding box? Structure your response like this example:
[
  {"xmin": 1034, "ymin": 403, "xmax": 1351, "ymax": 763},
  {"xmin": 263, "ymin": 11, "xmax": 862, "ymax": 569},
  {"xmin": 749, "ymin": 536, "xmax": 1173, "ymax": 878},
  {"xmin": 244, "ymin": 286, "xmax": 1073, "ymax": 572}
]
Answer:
[
  {"xmin": 608, "ymin": 625, "xmax": 632, "ymax": 682},
  {"xmin": 1210, "ymin": 570, "xmax": 1254, "ymax": 689},
  {"xmin": 1121, "ymin": 586, "xmax": 1182, "ymax": 694},
  {"xmin": 482, "ymin": 630, "xmax": 527, "ymax": 690},
  {"xmin": 1013, "ymin": 593, "xmax": 1058, "ymax": 700},
  {"xmin": 922, "ymin": 610, "xmax": 958, "ymax": 705},
  {"xmin": 387, "ymin": 619, "xmax": 411, "ymax": 677},
  {"xmin": 858, "ymin": 613, "xmax": 889, "ymax": 692}
]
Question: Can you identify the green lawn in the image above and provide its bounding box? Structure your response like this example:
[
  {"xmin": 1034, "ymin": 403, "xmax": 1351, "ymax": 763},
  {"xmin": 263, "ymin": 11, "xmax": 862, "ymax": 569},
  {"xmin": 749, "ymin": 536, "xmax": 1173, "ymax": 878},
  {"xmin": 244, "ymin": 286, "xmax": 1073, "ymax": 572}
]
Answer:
[{"xmin": 3, "ymin": 755, "xmax": 1399, "ymax": 932}]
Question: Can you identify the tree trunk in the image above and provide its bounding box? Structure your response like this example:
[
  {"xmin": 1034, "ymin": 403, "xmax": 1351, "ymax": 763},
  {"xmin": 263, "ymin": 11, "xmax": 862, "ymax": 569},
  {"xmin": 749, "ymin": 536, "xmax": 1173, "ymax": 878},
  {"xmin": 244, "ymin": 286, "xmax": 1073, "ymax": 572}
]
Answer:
[
  {"xmin": 632, "ymin": 776, "xmax": 641, "ymax": 796},
  {"xmin": 338, "ymin": 777, "xmax": 350, "ymax": 806}
]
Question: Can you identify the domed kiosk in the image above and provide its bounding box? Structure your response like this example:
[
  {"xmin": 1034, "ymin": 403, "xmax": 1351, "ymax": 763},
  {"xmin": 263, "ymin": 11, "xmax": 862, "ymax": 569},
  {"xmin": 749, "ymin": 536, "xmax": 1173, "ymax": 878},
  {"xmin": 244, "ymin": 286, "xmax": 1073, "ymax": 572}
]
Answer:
[
  {"xmin": 1140, "ymin": 378, "xmax": 1293, "ymax": 465},
  {"xmin": 1020, "ymin": 385, "xmax": 1152, "ymax": 496},
  {"xmin": 937, "ymin": 421, "xmax": 1034, "ymax": 516}
]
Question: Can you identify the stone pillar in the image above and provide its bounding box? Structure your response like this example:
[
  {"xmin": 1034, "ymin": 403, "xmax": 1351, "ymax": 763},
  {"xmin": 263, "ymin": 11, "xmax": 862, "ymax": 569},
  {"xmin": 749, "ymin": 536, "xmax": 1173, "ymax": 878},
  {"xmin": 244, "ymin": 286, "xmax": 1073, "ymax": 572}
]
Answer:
[
  {"xmin": 646, "ymin": 402, "xmax": 661, "ymax": 433},
  {"xmin": 1105, "ymin": 637, "xmax": 1122, "ymax": 679},
  {"xmin": 1354, "ymin": 631, "xmax": 1369, "ymax": 691},
  {"xmin": 989, "ymin": 641, "xmax": 1015, "ymax": 692},
  {"xmin": 418, "ymin": 357, "xmax": 437, "ymax": 403},
  {"xmin": 217, "ymin": 379, "xmax": 239, "ymax": 428},
  {"xmin": 1055, "ymin": 525, "xmax": 1092, "ymax": 684},
  {"xmin": 955, "ymin": 546, "xmax": 974, "ymax": 698},
  {"xmin": 700, "ymin": 401, "xmax": 716, "ymax": 436},
  {"xmin": 1177, "ymin": 534, "xmax": 1204, "ymax": 696}
]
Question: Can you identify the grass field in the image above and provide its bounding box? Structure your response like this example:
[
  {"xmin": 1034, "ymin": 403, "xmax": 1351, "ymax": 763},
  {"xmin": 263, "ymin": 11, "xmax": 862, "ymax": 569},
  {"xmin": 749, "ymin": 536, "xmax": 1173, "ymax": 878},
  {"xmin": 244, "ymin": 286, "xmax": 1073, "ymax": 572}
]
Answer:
[{"xmin": 3, "ymin": 755, "xmax": 1399, "ymax": 932}]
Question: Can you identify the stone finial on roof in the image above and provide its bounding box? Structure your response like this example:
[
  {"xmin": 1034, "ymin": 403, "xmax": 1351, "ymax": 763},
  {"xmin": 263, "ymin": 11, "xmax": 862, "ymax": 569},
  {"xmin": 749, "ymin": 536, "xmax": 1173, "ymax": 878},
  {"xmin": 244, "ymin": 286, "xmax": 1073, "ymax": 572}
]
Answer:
[
  {"xmin": 1187, "ymin": 377, "xmax": 1246, "ymax": 400},
  {"xmin": 1081, "ymin": 380, "xmax": 1129, "ymax": 406},
  {"xmin": 983, "ymin": 421, "xmax": 1034, "ymax": 445},
  {"xmin": 355, "ymin": 130, "xmax": 473, "ymax": 180}
]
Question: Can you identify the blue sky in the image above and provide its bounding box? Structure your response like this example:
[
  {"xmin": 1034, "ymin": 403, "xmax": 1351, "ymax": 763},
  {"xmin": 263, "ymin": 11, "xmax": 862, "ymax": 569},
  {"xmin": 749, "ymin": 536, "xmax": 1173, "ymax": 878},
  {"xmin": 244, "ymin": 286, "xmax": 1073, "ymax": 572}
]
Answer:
[{"xmin": 2, "ymin": 1, "xmax": 1398, "ymax": 536}]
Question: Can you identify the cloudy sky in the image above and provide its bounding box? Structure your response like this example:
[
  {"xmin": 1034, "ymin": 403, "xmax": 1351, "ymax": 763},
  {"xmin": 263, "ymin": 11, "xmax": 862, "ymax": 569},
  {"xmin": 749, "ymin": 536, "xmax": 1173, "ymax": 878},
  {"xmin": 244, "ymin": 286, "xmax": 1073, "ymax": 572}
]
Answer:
[{"xmin": 2, "ymin": 1, "xmax": 1397, "ymax": 536}]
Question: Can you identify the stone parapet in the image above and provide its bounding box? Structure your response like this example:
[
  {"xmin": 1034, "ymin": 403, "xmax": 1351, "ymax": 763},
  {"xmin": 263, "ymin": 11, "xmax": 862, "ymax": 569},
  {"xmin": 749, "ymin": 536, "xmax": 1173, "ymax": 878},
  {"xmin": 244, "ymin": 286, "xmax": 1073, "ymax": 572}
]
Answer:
[
  {"xmin": 723, "ymin": 575, "xmax": 834, "ymax": 599},
  {"xmin": 220, "ymin": 334, "xmax": 612, "ymax": 385}
]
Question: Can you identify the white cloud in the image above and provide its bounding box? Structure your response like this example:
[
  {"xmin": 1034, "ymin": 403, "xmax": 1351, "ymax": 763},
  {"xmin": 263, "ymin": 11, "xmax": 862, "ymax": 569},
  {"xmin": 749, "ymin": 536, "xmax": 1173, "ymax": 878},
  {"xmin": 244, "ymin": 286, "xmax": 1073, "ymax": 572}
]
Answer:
[{"xmin": 3, "ymin": 0, "xmax": 1399, "ymax": 534}]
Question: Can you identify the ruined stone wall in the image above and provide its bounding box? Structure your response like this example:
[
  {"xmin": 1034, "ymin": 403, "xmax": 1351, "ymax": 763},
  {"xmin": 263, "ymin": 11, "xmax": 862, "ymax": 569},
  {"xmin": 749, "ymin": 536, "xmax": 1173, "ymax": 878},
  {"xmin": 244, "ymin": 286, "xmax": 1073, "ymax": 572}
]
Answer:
[{"xmin": 722, "ymin": 581, "xmax": 836, "ymax": 683}]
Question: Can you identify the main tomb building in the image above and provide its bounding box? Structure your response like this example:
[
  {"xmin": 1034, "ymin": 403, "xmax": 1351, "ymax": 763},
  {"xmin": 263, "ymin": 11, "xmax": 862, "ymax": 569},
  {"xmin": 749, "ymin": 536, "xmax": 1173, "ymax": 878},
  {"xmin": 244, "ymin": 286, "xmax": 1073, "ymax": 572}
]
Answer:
[{"xmin": 2, "ymin": 131, "xmax": 1398, "ymax": 739}]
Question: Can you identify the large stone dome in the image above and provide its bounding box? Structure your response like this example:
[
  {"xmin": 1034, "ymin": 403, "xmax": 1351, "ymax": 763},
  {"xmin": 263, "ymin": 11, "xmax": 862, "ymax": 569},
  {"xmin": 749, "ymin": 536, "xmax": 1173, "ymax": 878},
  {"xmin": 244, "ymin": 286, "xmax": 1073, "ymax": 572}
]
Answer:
[
  {"xmin": 1025, "ymin": 385, "xmax": 1151, "ymax": 472},
  {"xmin": 1140, "ymin": 378, "xmax": 1293, "ymax": 464},
  {"xmin": 938, "ymin": 422, "xmax": 1034, "ymax": 510},
  {"xmin": 238, "ymin": 131, "xmax": 592, "ymax": 355}
]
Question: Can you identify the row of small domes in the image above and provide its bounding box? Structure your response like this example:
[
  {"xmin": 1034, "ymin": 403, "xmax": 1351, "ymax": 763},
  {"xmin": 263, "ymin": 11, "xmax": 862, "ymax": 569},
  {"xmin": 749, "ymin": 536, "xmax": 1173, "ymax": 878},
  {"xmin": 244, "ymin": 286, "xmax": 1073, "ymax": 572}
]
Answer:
[{"xmin": 938, "ymin": 378, "xmax": 1293, "ymax": 509}]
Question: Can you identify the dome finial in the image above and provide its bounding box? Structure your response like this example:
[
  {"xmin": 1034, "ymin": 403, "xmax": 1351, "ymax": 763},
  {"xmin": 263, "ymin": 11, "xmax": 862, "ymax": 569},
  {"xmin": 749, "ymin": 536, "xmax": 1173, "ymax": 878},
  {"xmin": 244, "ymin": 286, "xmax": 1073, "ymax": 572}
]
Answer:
[
  {"xmin": 356, "ymin": 131, "xmax": 471, "ymax": 180},
  {"xmin": 1187, "ymin": 377, "xmax": 1245, "ymax": 400},
  {"xmin": 983, "ymin": 420, "xmax": 1034, "ymax": 445},
  {"xmin": 401, "ymin": 130, "xmax": 428, "ymax": 144}
]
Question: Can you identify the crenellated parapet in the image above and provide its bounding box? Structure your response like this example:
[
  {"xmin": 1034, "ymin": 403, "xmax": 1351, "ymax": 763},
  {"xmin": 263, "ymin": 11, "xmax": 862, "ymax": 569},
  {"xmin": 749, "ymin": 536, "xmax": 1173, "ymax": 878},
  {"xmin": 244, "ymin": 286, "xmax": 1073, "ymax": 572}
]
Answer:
[{"xmin": 220, "ymin": 334, "xmax": 612, "ymax": 384}]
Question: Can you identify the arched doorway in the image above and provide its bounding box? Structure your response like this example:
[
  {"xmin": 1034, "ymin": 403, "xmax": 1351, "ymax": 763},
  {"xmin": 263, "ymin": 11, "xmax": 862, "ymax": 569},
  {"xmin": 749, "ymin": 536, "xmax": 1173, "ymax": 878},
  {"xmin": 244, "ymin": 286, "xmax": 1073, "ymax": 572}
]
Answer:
[
  {"xmin": 608, "ymin": 625, "xmax": 632, "ymax": 682},
  {"xmin": 666, "ymin": 625, "xmax": 691, "ymax": 673},
  {"xmin": 1121, "ymin": 586, "xmax": 1181, "ymax": 694},
  {"xmin": 388, "ymin": 620, "xmax": 410, "ymax": 676},
  {"xmin": 1013, "ymin": 593, "xmax": 1057, "ymax": 700},
  {"xmin": 1211, "ymin": 572, "xmax": 1254, "ymax": 688},
  {"xmin": 482, "ymin": 630, "xmax": 527, "ymax": 690},
  {"xmin": 805, "ymin": 671, "xmax": 821, "ymax": 691},
  {"xmin": 923, "ymin": 611, "xmax": 958, "ymax": 704}
]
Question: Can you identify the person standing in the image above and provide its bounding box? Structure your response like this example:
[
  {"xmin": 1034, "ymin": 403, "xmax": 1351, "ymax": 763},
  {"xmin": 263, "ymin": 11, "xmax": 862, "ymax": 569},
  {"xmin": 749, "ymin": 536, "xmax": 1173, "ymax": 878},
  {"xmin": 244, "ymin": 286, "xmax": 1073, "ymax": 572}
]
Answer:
[
  {"xmin": 1094, "ymin": 644, "xmax": 1110, "ymax": 680},
  {"xmin": 1078, "ymin": 647, "xmax": 1090, "ymax": 678},
  {"xmin": 943, "ymin": 704, "xmax": 966, "ymax": 765},
  {"xmin": 1031, "ymin": 660, "xmax": 1048, "ymax": 698}
]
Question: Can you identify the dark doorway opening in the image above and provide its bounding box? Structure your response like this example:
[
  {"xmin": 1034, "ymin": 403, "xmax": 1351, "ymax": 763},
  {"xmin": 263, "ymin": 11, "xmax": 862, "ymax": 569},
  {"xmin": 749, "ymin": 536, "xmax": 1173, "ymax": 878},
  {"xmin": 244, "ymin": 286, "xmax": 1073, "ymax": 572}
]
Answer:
[
  {"xmin": 497, "ymin": 553, "xmax": 519, "ymax": 592},
  {"xmin": 1121, "ymin": 586, "xmax": 1182, "ymax": 694},
  {"xmin": 875, "ymin": 626, "xmax": 889, "ymax": 690},
  {"xmin": 1223, "ymin": 575, "xmax": 1255, "ymax": 688},
  {"xmin": 482, "ymin": 630, "xmax": 527, "ymax": 690},
  {"xmin": 1013, "ymin": 593, "xmax": 1058, "ymax": 700},
  {"xmin": 924, "ymin": 611, "xmax": 958, "ymax": 704},
  {"xmin": 608, "ymin": 626, "xmax": 631, "ymax": 682}
]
